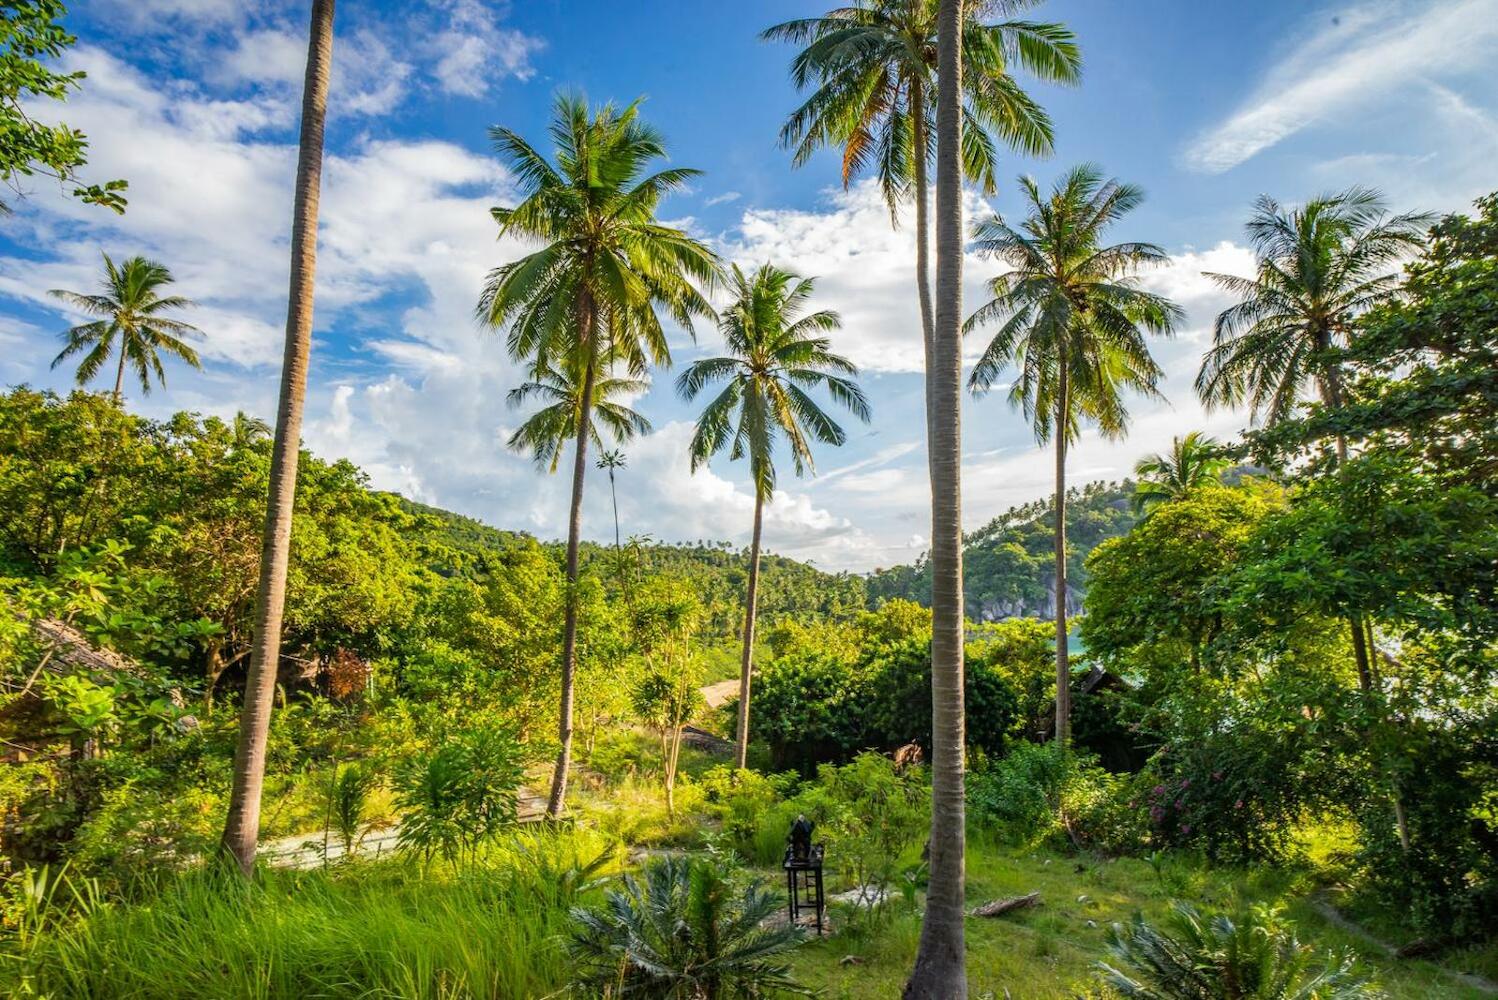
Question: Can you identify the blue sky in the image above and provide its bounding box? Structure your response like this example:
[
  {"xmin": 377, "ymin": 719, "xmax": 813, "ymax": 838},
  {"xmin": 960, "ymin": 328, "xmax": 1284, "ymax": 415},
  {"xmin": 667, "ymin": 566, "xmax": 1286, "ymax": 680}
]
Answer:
[{"xmin": 2, "ymin": 0, "xmax": 1495, "ymax": 571}]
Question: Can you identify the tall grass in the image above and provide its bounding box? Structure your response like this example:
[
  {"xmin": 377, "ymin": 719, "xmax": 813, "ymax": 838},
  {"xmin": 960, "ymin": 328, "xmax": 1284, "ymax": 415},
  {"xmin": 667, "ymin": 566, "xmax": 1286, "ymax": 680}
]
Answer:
[{"xmin": 5, "ymin": 828, "xmax": 614, "ymax": 999}]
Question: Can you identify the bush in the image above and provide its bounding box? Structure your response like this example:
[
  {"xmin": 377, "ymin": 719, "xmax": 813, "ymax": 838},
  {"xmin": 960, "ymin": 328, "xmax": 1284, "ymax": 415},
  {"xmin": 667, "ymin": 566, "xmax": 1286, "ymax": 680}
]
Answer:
[
  {"xmin": 697, "ymin": 766, "xmax": 799, "ymax": 864},
  {"xmin": 968, "ymin": 743, "xmax": 1145, "ymax": 855},
  {"xmin": 1096, "ymin": 903, "xmax": 1383, "ymax": 998},
  {"xmin": 395, "ymin": 723, "xmax": 524, "ymax": 865},
  {"xmin": 789, "ymin": 752, "xmax": 927, "ymax": 906},
  {"xmin": 1357, "ymin": 718, "xmax": 1498, "ymax": 940}
]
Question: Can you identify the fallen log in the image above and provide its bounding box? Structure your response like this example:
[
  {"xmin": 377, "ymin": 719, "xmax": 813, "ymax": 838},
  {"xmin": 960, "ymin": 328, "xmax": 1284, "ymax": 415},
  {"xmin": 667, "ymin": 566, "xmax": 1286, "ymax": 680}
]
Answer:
[{"xmin": 971, "ymin": 891, "xmax": 1041, "ymax": 918}]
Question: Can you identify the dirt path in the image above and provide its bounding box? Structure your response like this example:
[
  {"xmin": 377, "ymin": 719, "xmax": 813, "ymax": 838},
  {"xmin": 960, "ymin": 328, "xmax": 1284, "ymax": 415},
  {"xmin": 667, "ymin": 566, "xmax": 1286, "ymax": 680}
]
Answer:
[
  {"xmin": 1309, "ymin": 895, "xmax": 1498, "ymax": 996},
  {"xmin": 701, "ymin": 678, "xmax": 739, "ymax": 709},
  {"xmin": 259, "ymin": 786, "xmax": 548, "ymax": 869}
]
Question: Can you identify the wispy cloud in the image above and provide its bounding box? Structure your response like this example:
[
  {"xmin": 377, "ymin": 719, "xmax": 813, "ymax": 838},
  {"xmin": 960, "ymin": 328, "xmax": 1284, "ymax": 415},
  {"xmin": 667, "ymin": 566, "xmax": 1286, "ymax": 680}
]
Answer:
[
  {"xmin": 1184, "ymin": 0, "xmax": 1498, "ymax": 173},
  {"xmin": 704, "ymin": 191, "xmax": 741, "ymax": 206}
]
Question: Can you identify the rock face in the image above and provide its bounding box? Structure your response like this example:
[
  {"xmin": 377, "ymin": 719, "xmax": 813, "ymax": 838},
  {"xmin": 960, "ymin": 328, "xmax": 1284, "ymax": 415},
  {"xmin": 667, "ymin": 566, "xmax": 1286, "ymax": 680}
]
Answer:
[{"xmin": 975, "ymin": 582, "xmax": 1083, "ymax": 622}]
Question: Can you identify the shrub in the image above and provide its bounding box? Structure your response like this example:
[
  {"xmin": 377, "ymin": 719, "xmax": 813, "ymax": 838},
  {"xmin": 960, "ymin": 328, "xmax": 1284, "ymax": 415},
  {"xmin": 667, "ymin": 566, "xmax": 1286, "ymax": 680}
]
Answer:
[
  {"xmin": 327, "ymin": 762, "xmax": 378, "ymax": 856},
  {"xmin": 395, "ymin": 723, "xmax": 524, "ymax": 865},
  {"xmin": 1357, "ymin": 718, "xmax": 1498, "ymax": 940},
  {"xmin": 697, "ymin": 765, "xmax": 798, "ymax": 863},
  {"xmin": 567, "ymin": 854, "xmax": 810, "ymax": 998},
  {"xmin": 791, "ymin": 752, "xmax": 927, "ymax": 907},
  {"xmin": 968, "ymin": 743, "xmax": 1145, "ymax": 854},
  {"xmin": 1096, "ymin": 903, "xmax": 1383, "ymax": 998}
]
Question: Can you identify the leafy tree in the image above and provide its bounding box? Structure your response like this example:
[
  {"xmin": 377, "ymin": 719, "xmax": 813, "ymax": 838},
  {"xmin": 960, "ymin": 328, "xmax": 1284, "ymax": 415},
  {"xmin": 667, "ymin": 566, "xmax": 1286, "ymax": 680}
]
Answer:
[
  {"xmin": 0, "ymin": 0, "xmax": 126, "ymax": 214},
  {"xmin": 628, "ymin": 577, "xmax": 705, "ymax": 814},
  {"xmin": 567, "ymin": 854, "xmax": 810, "ymax": 999},
  {"xmin": 965, "ymin": 164, "xmax": 1181, "ymax": 744},
  {"xmin": 1084, "ymin": 483, "xmax": 1281, "ymax": 673},
  {"xmin": 223, "ymin": 0, "xmax": 335, "ymax": 876},
  {"xmin": 479, "ymin": 93, "xmax": 719, "ymax": 818},
  {"xmin": 49, "ymin": 254, "xmax": 201, "ymax": 402},
  {"xmin": 678, "ymin": 262, "xmax": 868, "ymax": 768},
  {"xmin": 763, "ymin": 0, "xmax": 1079, "ymax": 381},
  {"xmin": 1131, "ymin": 431, "xmax": 1229, "ymax": 514}
]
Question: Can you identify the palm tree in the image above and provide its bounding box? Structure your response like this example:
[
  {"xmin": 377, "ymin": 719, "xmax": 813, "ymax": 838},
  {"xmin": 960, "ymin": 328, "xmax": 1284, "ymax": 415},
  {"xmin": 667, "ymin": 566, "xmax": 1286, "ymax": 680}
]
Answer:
[
  {"xmin": 1132, "ymin": 431, "xmax": 1229, "ymax": 513},
  {"xmin": 568, "ymin": 855, "xmax": 810, "ymax": 998},
  {"xmin": 49, "ymin": 253, "xmax": 201, "ymax": 402},
  {"xmin": 677, "ymin": 262, "xmax": 869, "ymax": 769},
  {"xmin": 965, "ymin": 164, "xmax": 1181, "ymax": 746},
  {"xmin": 479, "ymin": 94, "xmax": 719, "ymax": 819},
  {"xmin": 904, "ymin": 1, "xmax": 967, "ymax": 994},
  {"xmin": 1196, "ymin": 187, "xmax": 1429, "ymax": 452},
  {"xmin": 1195, "ymin": 187, "xmax": 1428, "ymax": 691},
  {"xmin": 596, "ymin": 448, "xmax": 632, "ymax": 602},
  {"xmin": 220, "ymin": 0, "xmax": 335, "ymax": 877},
  {"xmin": 507, "ymin": 360, "xmax": 651, "ymax": 473},
  {"xmin": 763, "ymin": 0, "xmax": 1079, "ymax": 399}
]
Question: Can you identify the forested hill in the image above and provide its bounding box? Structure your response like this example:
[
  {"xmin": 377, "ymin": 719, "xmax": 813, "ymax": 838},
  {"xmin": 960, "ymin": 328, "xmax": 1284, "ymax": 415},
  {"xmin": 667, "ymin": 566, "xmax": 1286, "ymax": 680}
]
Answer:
[
  {"xmin": 865, "ymin": 481, "xmax": 1137, "ymax": 621},
  {"xmin": 397, "ymin": 499, "xmax": 868, "ymax": 635}
]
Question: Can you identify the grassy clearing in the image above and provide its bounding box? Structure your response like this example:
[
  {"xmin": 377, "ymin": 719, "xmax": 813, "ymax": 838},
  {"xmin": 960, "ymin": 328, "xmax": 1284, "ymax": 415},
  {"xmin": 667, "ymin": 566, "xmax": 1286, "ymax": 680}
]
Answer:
[
  {"xmin": 4, "ymin": 829, "xmax": 615, "ymax": 1000},
  {"xmin": 784, "ymin": 835, "xmax": 1495, "ymax": 999}
]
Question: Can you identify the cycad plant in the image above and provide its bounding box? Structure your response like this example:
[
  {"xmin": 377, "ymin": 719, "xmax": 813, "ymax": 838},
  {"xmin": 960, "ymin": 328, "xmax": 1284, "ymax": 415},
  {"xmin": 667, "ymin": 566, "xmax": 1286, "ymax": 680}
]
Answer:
[
  {"xmin": 479, "ymin": 94, "xmax": 719, "ymax": 818},
  {"xmin": 1098, "ymin": 903, "xmax": 1384, "ymax": 999},
  {"xmin": 1132, "ymin": 431, "xmax": 1230, "ymax": 513},
  {"xmin": 50, "ymin": 253, "xmax": 201, "ymax": 402},
  {"xmin": 677, "ymin": 262, "xmax": 869, "ymax": 769},
  {"xmin": 965, "ymin": 164, "xmax": 1181, "ymax": 744},
  {"xmin": 567, "ymin": 855, "xmax": 810, "ymax": 999}
]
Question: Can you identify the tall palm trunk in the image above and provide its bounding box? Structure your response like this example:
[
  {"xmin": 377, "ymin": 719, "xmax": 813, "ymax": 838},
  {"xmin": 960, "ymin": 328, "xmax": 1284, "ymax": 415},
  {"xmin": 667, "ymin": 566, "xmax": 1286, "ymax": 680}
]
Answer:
[
  {"xmin": 905, "ymin": 0, "xmax": 966, "ymax": 995},
  {"xmin": 734, "ymin": 488, "xmax": 765, "ymax": 769},
  {"xmin": 111, "ymin": 342, "xmax": 127, "ymax": 402},
  {"xmin": 547, "ymin": 349, "xmax": 596, "ymax": 819},
  {"xmin": 221, "ymin": 0, "xmax": 334, "ymax": 876},
  {"xmin": 1318, "ymin": 359, "xmax": 1374, "ymax": 692},
  {"xmin": 1053, "ymin": 363, "xmax": 1071, "ymax": 744}
]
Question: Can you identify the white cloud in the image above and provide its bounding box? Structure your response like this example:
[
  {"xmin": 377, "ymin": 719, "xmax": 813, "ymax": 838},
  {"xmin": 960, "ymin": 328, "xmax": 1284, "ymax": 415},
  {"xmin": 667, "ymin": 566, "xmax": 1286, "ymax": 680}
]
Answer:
[
  {"xmin": 1184, "ymin": 0, "xmax": 1498, "ymax": 173},
  {"xmin": 427, "ymin": 0, "xmax": 544, "ymax": 97},
  {"xmin": 723, "ymin": 181, "xmax": 993, "ymax": 373},
  {"xmin": 705, "ymin": 191, "xmax": 741, "ymax": 207}
]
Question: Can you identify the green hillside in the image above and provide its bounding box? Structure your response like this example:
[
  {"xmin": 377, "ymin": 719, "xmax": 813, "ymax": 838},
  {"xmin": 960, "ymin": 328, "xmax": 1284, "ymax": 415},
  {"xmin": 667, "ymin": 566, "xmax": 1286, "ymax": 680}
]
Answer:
[{"xmin": 866, "ymin": 480, "xmax": 1138, "ymax": 620}]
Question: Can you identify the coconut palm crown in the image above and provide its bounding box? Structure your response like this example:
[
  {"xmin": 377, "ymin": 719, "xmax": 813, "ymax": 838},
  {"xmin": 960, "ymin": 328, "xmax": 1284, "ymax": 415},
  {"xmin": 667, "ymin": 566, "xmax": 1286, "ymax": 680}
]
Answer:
[
  {"xmin": 764, "ymin": 0, "xmax": 1080, "ymax": 212},
  {"xmin": 1132, "ymin": 431, "xmax": 1230, "ymax": 513},
  {"xmin": 507, "ymin": 357, "xmax": 650, "ymax": 473},
  {"xmin": 1196, "ymin": 187, "xmax": 1430, "ymax": 430},
  {"xmin": 678, "ymin": 263, "xmax": 869, "ymax": 499},
  {"xmin": 50, "ymin": 252, "xmax": 202, "ymax": 401},
  {"xmin": 965, "ymin": 165, "xmax": 1182, "ymax": 434}
]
